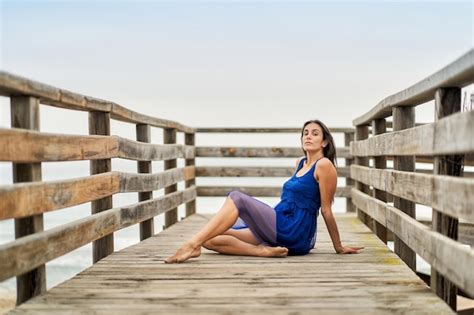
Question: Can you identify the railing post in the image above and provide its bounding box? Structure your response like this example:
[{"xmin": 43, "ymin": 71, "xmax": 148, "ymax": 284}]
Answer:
[
  {"xmin": 164, "ymin": 128, "xmax": 178, "ymax": 228},
  {"xmin": 371, "ymin": 119, "xmax": 387, "ymax": 243},
  {"xmin": 354, "ymin": 125, "xmax": 371, "ymax": 226},
  {"xmin": 185, "ymin": 132, "xmax": 196, "ymax": 217},
  {"xmin": 431, "ymin": 88, "xmax": 462, "ymax": 310},
  {"xmin": 89, "ymin": 111, "xmax": 114, "ymax": 263},
  {"xmin": 11, "ymin": 96, "xmax": 46, "ymax": 305},
  {"xmin": 136, "ymin": 124, "xmax": 154, "ymax": 240},
  {"xmin": 392, "ymin": 106, "xmax": 416, "ymax": 272},
  {"xmin": 344, "ymin": 131, "xmax": 355, "ymax": 212}
]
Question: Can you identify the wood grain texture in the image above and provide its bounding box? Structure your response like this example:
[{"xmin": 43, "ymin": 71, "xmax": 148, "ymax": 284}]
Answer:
[
  {"xmin": 0, "ymin": 168, "xmax": 195, "ymax": 220},
  {"xmin": 0, "ymin": 187, "xmax": 196, "ymax": 282},
  {"xmin": 350, "ymin": 165, "xmax": 474, "ymax": 222},
  {"xmin": 196, "ymin": 166, "xmax": 350, "ymax": 178},
  {"xmin": 371, "ymin": 119, "xmax": 387, "ymax": 243},
  {"xmin": 164, "ymin": 128, "xmax": 178, "ymax": 229},
  {"xmin": 353, "ymin": 49, "xmax": 474, "ymax": 126},
  {"xmin": 352, "ymin": 189, "xmax": 474, "ymax": 298},
  {"xmin": 351, "ymin": 110, "xmax": 474, "ymax": 157},
  {"xmin": 197, "ymin": 186, "xmax": 351, "ymax": 198},
  {"xmin": 8, "ymin": 213, "xmax": 454, "ymax": 314},
  {"xmin": 0, "ymin": 71, "xmax": 194, "ymax": 132},
  {"xmin": 185, "ymin": 133, "xmax": 196, "ymax": 217},
  {"xmin": 196, "ymin": 127, "xmax": 355, "ymax": 133},
  {"xmin": 196, "ymin": 146, "xmax": 351, "ymax": 158}
]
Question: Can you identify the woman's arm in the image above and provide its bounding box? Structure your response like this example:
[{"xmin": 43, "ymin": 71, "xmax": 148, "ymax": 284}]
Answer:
[{"xmin": 316, "ymin": 159, "xmax": 363, "ymax": 254}]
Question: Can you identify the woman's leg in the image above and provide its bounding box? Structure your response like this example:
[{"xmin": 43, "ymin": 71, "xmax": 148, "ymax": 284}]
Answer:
[
  {"xmin": 164, "ymin": 196, "xmax": 240, "ymax": 263},
  {"xmin": 203, "ymin": 234, "xmax": 288, "ymax": 257}
]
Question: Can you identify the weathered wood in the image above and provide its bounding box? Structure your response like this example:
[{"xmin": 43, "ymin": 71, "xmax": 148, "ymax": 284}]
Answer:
[
  {"xmin": 111, "ymin": 104, "xmax": 194, "ymax": 133},
  {"xmin": 418, "ymin": 219, "xmax": 474, "ymax": 246},
  {"xmin": 0, "ymin": 128, "xmax": 194, "ymax": 162},
  {"xmin": 197, "ymin": 186, "xmax": 351, "ymax": 198},
  {"xmin": 11, "ymin": 96, "xmax": 46, "ymax": 305},
  {"xmin": 351, "ymin": 189, "xmax": 474, "ymax": 298},
  {"xmin": 89, "ymin": 112, "xmax": 114, "ymax": 263},
  {"xmin": 372, "ymin": 119, "xmax": 387, "ymax": 243},
  {"xmin": 164, "ymin": 128, "xmax": 178, "ymax": 229},
  {"xmin": 185, "ymin": 133, "xmax": 196, "ymax": 217},
  {"xmin": 353, "ymin": 49, "xmax": 474, "ymax": 126},
  {"xmin": 350, "ymin": 165, "xmax": 474, "ymax": 222},
  {"xmin": 118, "ymin": 138, "xmax": 194, "ymax": 161},
  {"xmin": 8, "ymin": 213, "xmax": 454, "ymax": 314},
  {"xmin": 355, "ymin": 125, "xmax": 371, "ymax": 227},
  {"xmin": 0, "ymin": 187, "xmax": 196, "ymax": 282},
  {"xmin": 431, "ymin": 88, "xmax": 463, "ymax": 310},
  {"xmin": 0, "ymin": 128, "xmax": 119, "ymax": 162},
  {"xmin": 0, "ymin": 71, "xmax": 195, "ymax": 133},
  {"xmin": 345, "ymin": 132, "xmax": 355, "ymax": 212},
  {"xmin": 351, "ymin": 110, "xmax": 474, "ymax": 157},
  {"xmin": 0, "ymin": 168, "xmax": 196, "ymax": 220},
  {"xmin": 136, "ymin": 124, "xmax": 153, "ymax": 241},
  {"xmin": 196, "ymin": 127, "xmax": 355, "ymax": 133},
  {"xmin": 196, "ymin": 166, "xmax": 350, "ymax": 178},
  {"xmin": 392, "ymin": 106, "xmax": 416, "ymax": 272},
  {"xmin": 0, "ymin": 172, "xmax": 120, "ymax": 220},
  {"xmin": 196, "ymin": 146, "xmax": 351, "ymax": 158}
]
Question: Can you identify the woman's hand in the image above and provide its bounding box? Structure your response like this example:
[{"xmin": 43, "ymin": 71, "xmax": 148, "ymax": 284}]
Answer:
[{"xmin": 336, "ymin": 246, "xmax": 364, "ymax": 254}]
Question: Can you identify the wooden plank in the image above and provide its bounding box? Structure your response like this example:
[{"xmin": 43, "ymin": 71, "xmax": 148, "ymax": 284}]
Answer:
[
  {"xmin": 185, "ymin": 133, "xmax": 196, "ymax": 217},
  {"xmin": 350, "ymin": 189, "xmax": 474, "ymax": 298},
  {"xmin": 372, "ymin": 119, "xmax": 387, "ymax": 243},
  {"xmin": 136, "ymin": 124, "xmax": 153, "ymax": 241},
  {"xmin": 0, "ymin": 128, "xmax": 119, "ymax": 162},
  {"xmin": 196, "ymin": 146, "xmax": 351, "ymax": 158},
  {"xmin": 392, "ymin": 106, "xmax": 416, "ymax": 272},
  {"xmin": 0, "ymin": 172, "xmax": 120, "ymax": 220},
  {"xmin": 118, "ymin": 137, "xmax": 194, "ymax": 161},
  {"xmin": 0, "ymin": 187, "xmax": 196, "ymax": 282},
  {"xmin": 0, "ymin": 168, "xmax": 195, "ymax": 220},
  {"xmin": 418, "ymin": 219, "xmax": 474, "ymax": 246},
  {"xmin": 11, "ymin": 96, "xmax": 46, "ymax": 304},
  {"xmin": 8, "ymin": 213, "xmax": 454, "ymax": 314},
  {"xmin": 196, "ymin": 166, "xmax": 350, "ymax": 178},
  {"xmin": 89, "ymin": 111, "xmax": 114, "ymax": 263},
  {"xmin": 196, "ymin": 127, "xmax": 355, "ymax": 133},
  {"xmin": 353, "ymin": 49, "xmax": 474, "ymax": 126},
  {"xmin": 111, "ymin": 104, "xmax": 194, "ymax": 133},
  {"xmin": 0, "ymin": 71, "xmax": 194, "ymax": 132},
  {"xmin": 0, "ymin": 128, "xmax": 194, "ymax": 162},
  {"xmin": 197, "ymin": 186, "xmax": 351, "ymax": 198},
  {"xmin": 164, "ymin": 128, "xmax": 178, "ymax": 229},
  {"xmin": 351, "ymin": 110, "xmax": 474, "ymax": 157},
  {"xmin": 350, "ymin": 165, "xmax": 474, "ymax": 222},
  {"xmin": 431, "ymin": 87, "xmax": 463, "ymax": 310}
]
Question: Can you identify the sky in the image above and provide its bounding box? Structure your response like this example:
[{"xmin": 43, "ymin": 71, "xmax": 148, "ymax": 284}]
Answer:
[{"xmin": 0, "ymin": 0, "xmax": 473, "ymax": 132}]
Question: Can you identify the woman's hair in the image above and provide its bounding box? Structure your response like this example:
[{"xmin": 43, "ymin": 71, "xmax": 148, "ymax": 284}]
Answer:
[{"xmin": 301, "ymin": 119, "xmax": 337, "ymax": 167}]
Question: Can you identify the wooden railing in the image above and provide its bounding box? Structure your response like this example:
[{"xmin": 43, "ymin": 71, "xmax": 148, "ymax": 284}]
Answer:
[
  {"xmin": 0, "ymin": 72, "xmax": 197, "ymax": 305},
  {"xmin": 195, "ymin": 127, "xmax": 355, "ymax": 212},
  {"xmin": 350, "ymin": 49, "xmax": 474, "ymax": 310}
]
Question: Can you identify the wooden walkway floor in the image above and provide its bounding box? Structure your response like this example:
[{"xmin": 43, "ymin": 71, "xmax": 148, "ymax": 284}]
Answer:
[{"xmin": 9, "ymin": 213, "xmax": 453, "ymax": 314}]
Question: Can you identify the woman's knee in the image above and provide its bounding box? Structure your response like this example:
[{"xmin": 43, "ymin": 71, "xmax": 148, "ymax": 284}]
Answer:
[{"xmin": 227, "ymin": 190, "xmax": 246, "ymax": 211}]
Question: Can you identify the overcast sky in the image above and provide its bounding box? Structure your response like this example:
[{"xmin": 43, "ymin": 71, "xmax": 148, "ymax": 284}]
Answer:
[{"xmin": 1, "ymin": 0, "xmax": 473, "ymax": 132}]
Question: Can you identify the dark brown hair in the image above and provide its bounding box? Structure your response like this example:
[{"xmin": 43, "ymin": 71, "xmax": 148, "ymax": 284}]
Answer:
[{"xmin": 301, "ymin": 119, "xmax": 337, "ymax": 167}]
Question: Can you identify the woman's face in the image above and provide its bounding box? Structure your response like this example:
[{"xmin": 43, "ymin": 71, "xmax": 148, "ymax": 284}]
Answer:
[{"xmin": 302, "ymin": 122, "xmax": 326, "ymax": 153}]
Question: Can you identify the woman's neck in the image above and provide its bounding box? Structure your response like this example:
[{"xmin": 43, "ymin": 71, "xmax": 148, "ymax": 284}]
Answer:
[{"xmin": 305, "ymin": 151, "xmax": 324, "ymax": 165}]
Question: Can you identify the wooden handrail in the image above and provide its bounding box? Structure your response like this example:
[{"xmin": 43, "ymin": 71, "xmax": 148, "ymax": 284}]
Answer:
[
  {"xmin": 353, "ymin": 49, "xmax": 474, "ymax": 126},
  {"xmin": 0, "ymin": 71, "xmax": 195, "ymax": 133}
]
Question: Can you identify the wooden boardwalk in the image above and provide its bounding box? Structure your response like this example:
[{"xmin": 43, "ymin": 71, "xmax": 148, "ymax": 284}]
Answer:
[{"xmin": 8, "ymin": 213, "xmax": 453, "ymax": 314}]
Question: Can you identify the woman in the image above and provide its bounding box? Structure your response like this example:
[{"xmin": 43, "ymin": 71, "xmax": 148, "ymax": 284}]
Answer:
[{"xmin": 165, "ymin": 120, "xmax": 363, "ymax": 263}]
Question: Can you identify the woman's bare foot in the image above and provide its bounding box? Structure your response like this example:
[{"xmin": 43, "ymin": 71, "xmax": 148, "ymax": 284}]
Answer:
[
  {"xmin": 259, "ymin": 245, "xmax": 289, "ymax": 258},
  {"xmin": 164, "ymin": 241, "xmax": 201, "ymax": 263}
]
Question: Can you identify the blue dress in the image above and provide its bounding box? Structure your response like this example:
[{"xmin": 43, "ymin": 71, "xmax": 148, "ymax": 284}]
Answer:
[{"xmin": 274, "ymin": 158, "xmax": 321, "ymax": 255}]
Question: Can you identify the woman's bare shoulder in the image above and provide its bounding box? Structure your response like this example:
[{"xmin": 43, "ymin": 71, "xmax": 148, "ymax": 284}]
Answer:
[{"xmin": 315, "ymin": 158, "xmax": 337, "ymax": 179}]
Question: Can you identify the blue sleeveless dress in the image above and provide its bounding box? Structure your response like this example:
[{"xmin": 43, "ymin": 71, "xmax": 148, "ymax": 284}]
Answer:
[{"xmin": 274, "ymin": 158, "xmax": 321, "ymax": 255}]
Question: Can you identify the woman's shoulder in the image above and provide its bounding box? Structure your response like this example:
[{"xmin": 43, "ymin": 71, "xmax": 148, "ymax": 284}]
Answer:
[
  {"xmin": 314, "ymin": 158, "xmax": 337, "ymax": 179},
  {"xmin": 295, "ymin": 156, "xmax": 306, "ymax": 168}
]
